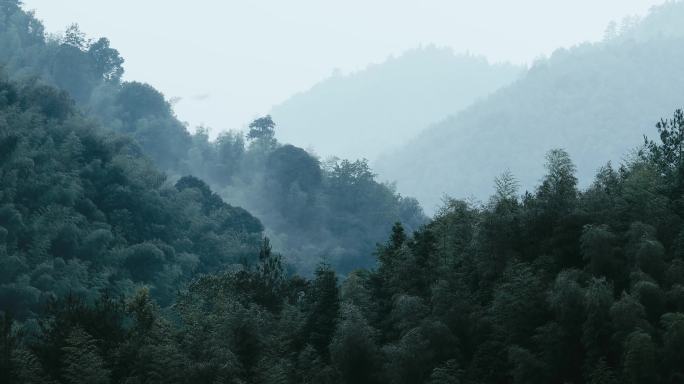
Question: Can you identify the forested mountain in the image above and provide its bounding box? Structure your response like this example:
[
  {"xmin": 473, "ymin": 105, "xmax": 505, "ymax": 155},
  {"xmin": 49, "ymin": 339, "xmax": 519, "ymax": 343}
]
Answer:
[
  {"xmin": 5, "ymin": 94, "xmax": 684, "ymax": 382},
  {"xmin": 6, "ymin": 1, "xmax": 684, "ymax": 383},
  {"xmin": 375, "ymin": 1, "xmax": 684, "ymax": 213},
  {"xmin": 187, "ymin": 118, "xmax": 425, "ymax": 274},
  {"xmin": 0, "ymin": 1, "xmax": 425, "ymax": 274},
  {"xmin": 0, "ymin": 77, "xmax": 263, "ymax": 320},
  {"xmin": 271, "ymin": 47, "xmax": 522, "ymax": 161}
]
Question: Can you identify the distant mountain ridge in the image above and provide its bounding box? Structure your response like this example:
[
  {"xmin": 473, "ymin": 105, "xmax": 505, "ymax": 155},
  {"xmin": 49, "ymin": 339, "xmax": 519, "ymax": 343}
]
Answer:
[
  {"xmin": 374, "ymin": 1, "xmax": 684, "ymax": 213},
  {"xmin": 271, "ymin": 46, "xmax": 522, "ymax": 161}
]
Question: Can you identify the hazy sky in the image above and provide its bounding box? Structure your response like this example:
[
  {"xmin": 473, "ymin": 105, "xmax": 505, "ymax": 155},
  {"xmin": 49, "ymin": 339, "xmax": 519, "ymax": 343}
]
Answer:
[{"xmin": 23, "ymin": 0, "xmax": 666, "ymax": 136}]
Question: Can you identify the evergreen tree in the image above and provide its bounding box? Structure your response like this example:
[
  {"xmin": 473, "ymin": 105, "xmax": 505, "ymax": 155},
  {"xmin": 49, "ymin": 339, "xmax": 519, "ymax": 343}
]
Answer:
[
  {"xmin": 587, "ymin": 358, "xmax": 618, "ymax": 384},
  {"xmin": 330, "ymin": 304, "xmax": 381, "ymax": 384},
  {"xmin": 304, "ymin": 264, "xmax": 340, "ymax": 360},
  {"xmin": 11, "ymin": 348, "xmax": 54, "ymax": 384},
  {"xmin": 60, "ymin": 327, "xmax": 110, "ymax": 384},
  {"xmin": 622, "ymin": 330, "xmax": 658, "ymax": 384}
]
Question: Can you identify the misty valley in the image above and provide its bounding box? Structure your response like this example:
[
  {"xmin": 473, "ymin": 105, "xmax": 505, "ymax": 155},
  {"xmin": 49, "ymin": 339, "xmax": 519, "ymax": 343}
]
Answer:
[{"xmin": 3, "ymin": 1, "xmax": 684, "ymax": 383}]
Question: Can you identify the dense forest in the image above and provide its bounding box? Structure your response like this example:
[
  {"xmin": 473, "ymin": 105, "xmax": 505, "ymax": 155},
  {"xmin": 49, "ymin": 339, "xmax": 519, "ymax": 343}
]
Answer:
[
  {"xmin": 0, "ymin": 77, "xmax": 264, "ymax": 316},
  {"xmin": 4, "ymin": 0, "xmax": 684, "ymax": 383},
  {"xmin": 375, "ymin": 1, "xmax": 684, "ymax": 213},
  {"xmin": 270, "ymin": 47, "xmax": 521, "ymax": 161},
  {"xmin": 0, "ymin": 1, "xmax": 425, "ymax": 275},
  {"xmin": 4, "ymin": 71, "xmax": 684, "ymax": 382}
]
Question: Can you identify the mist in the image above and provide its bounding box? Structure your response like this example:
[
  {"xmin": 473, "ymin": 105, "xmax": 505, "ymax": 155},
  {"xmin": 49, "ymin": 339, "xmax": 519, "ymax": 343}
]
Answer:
[
  {"xmin": 4, "ymin": 1, "xmax": 684, "ymax": 382},
  {"xmin": 23, "ymin": 1, "xmax": 664, "ymax": 142}
]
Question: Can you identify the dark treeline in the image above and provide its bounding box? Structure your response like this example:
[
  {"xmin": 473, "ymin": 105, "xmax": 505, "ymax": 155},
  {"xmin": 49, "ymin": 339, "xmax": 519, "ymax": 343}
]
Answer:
[
  {"xmin": 5, "ymin": 62, "xmax": 684, "ymax": 381},
  {"xmin": 0, "ymin": 0, "xmax": 425, "ymax": 275},
  {"xmin": 4, "ymin": 1, "xmax": 684, "ymax": 383}
]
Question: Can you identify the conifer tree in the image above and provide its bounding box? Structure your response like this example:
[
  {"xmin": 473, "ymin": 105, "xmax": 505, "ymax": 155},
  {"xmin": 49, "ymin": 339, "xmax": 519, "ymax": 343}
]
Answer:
[{"xmin": 60, "ymin": 327, "xmax": 110, "ymax": 384}]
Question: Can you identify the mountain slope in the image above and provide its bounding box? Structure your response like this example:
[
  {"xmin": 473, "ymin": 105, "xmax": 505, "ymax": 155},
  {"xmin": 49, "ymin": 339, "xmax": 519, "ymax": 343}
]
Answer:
[
  {"xmin": 0, "ymin": 78, "xmax": 263, "ymax": 319},
  {"xmin": 271, "ymin": 46, "xmax": 522, "ymax": 161},
  {"xmin": 0, "ymin": 1, "xmax": 425, "ymax": 274},
  {"xmin": 375, "ymin": 2, "xmax": 684, "ymax": 213}
]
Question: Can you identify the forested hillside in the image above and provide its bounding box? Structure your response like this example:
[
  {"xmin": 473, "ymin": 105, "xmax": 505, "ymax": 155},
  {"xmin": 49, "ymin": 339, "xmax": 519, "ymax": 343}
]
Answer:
[
  {"xmin": 5, "ymin": 1, "xmax": 684, "ymax": 383},
  {"xmin": 375, "ymin": 1, "xmax": 684, "ymax": 213},
  {"xmin": 0, "ymin": 77, "xmax": 263, "ymax": 319},
  {"xmin": 5, "ymin": 92, "xmax": 684, "ymax": 382},
  {"xmin": 270, "ymin": 47, "xmax": 522, "ymax": 161},
  {"xmin": 184, "ymin": 118, "xmax": 425, "ymax": 274},
  {"xmin": 0, "ymin": 1, "xmax": 425, "ymax": 274}
]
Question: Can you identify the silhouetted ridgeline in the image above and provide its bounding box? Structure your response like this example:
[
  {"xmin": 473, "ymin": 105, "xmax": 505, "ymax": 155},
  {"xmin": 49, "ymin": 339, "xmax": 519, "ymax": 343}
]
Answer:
[{"xmin": 271, "ymin": 46, "xmax": 522, "ymax": 161}]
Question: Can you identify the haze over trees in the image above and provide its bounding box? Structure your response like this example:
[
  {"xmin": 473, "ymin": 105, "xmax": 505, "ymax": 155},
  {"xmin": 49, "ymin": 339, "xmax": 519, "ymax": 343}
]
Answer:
[
  {"xmin": 4, "ymin": 0, "xmax": 684, "ymax": 383},
  {"xmin": 270, "ymin": 46, "xmax": 522, "ymax": 161},
  {"xmin": 4, "ymin": 70, "xmax": 684, "ymax": 381},
  {"xmin": 0, "ymin": 1, "xmax": 425, "ymax": 274},
  {"xmin": 375, "ymin": 1, "xmax": 684, "ymax": 213},
  {"xmin": 0, "ymin": 76, "xmax": 264, "ymax": 319}
]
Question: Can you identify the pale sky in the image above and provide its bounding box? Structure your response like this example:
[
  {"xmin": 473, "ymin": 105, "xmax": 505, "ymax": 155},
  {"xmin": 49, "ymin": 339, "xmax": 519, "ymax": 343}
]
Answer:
[{"xmin": 22, "ymin": 0, "xmax": 667, "ymax": 136}]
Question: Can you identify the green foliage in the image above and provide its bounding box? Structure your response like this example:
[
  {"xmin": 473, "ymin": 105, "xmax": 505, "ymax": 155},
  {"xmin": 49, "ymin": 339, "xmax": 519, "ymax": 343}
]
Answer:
[
  {"xmin": 581, "ymin": 225, "xmax": 619, "ymax": 277},
  {"xmin": 622, "ymin": 330, "xmax": 658, "ymax": 384},
  {"xmin": 0, "ymin": 2, "xmax": 427, "ymax": 276},
  {"xmin": 587, "ymin": 358, "xmax": 617, "ymax": 384},
  {"xmin": 330, "ymin": 304, "xmax": 380, "ymax": 384},
  {"xmin": 61, "ymin": 327, "xmax": 110, "ymax": 384},
  {"xmin": 5, "ymin": 3, "xmax": 684, "ymax": 383},
  {"xmin": 0, "ymin": 77, "xmax": 262, "ymax": 316},
  {"xmin": 581, "ymin": 278, "xmax": 613, "ymax": 371},
  {"xmin": 304, "ymin": 265, "xmax": 340, "ymax": 358},
  {"xmin": 427, "ymin": 359, "xmax": 462, "ymax": 384},
  {"xmin": 11, "ymin": 349, "xmax": 54, "ymax": 384},
  {"xmin": 643, "ymin": 109, "xmax": 684, "ymax": 191},
  {"xmin": 5, "ymin": 105, "xmax": 684, "ymax": 383},
  {"xmin": 508, "ymin": 345, "xmax": 547, "ymax": 384},
  {"xmin": 247, "ymin": 115, "xmax": 276, "ymax": 142}
]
